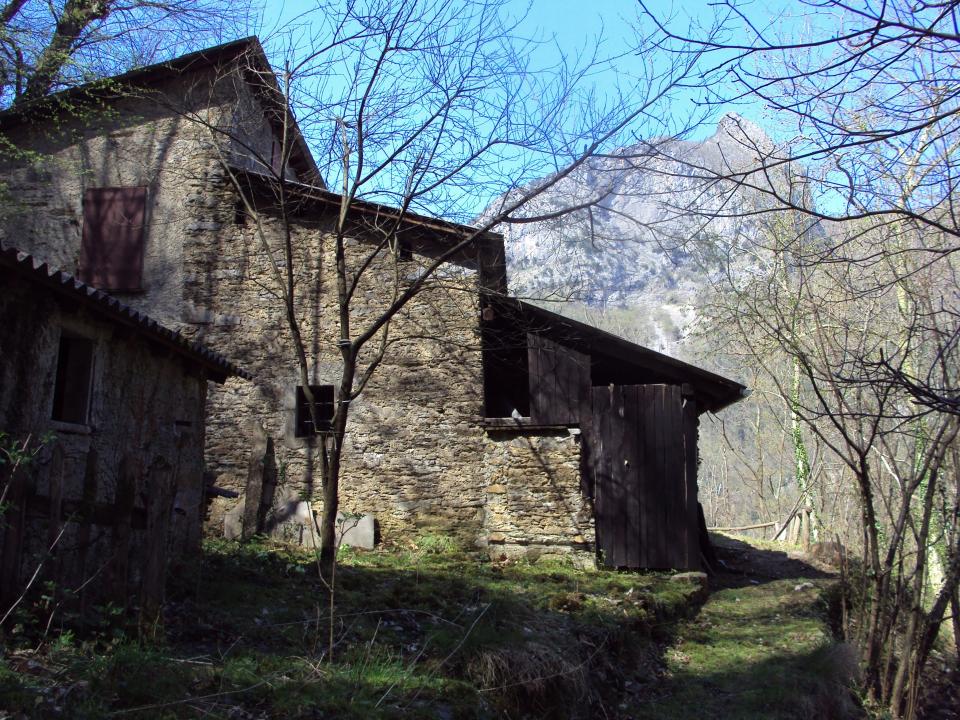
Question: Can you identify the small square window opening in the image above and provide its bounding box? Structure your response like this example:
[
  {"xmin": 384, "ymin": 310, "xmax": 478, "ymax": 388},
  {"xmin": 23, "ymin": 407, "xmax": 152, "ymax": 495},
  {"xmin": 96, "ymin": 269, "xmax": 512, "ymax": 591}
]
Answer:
[{"xmin": 295, "ymin": 385, "xmax": 335, "ymax": 437}]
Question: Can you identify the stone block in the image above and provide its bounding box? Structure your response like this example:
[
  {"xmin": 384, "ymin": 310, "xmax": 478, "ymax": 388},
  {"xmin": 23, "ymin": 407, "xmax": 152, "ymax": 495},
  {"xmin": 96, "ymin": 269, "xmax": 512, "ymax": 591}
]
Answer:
[
  {"xmin": 809, "ymin": 541, "xmax": 844, "ymax": 566},
  {"xmin": 671, "ymin": 571, "xmax": 709, "ymax": 603},
  {"xmin": 336, "ymin": 512, "xmax": 375, "ymax": 549},
  {"xmin": 224, "ymin": 501, "xmax": 244, "ymax": 540},
  {"xmin": 182, "ymin": 304, "xmax": 214, "ymax": 324}
]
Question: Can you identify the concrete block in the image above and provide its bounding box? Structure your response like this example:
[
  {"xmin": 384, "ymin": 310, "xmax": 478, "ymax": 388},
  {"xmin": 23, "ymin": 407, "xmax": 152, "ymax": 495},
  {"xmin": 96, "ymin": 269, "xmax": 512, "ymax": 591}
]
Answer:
[
  {"xmin": 274, "ymin": 520, "xmax": 317, "ymax": 548},
  {"xmin": 293, "ymin": 501, "xmax": 313, "ymax": 524},
  {"xmin": 269, "ymin": 498, "xmax": 312, "ymax": 527}
]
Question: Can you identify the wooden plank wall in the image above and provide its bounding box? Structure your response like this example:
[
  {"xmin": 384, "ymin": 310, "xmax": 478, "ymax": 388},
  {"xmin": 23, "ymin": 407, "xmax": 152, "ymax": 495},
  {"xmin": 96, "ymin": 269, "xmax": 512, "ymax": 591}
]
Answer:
[
  {"xmin": 682, "ymin": 396, "xmax": 700, "ymax": 569},
  {"xmin": 591, "ymin": 384, "xmax": 700, "ymax": 570},
  {"xmin": 527, "ymin": 333, "xmax": 590, "ymax": 425},
  {"xmin": 0, "ymin": 445, "xmax": 182, "ymax": 628}
]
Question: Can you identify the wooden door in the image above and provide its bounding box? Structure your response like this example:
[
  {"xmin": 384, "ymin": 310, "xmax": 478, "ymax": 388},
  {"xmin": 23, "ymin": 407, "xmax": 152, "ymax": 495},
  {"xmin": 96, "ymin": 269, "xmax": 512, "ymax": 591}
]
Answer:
[{"xmin": 590, "ymin": 384, "xmax": 700, "ymax": 570}]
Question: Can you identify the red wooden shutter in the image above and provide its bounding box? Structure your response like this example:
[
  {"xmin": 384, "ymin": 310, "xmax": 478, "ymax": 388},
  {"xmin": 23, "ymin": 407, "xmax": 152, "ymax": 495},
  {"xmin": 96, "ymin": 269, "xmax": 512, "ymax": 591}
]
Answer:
[{"xmin": 79, "ymin": 187, "xmax": 147, "ymax": 291}]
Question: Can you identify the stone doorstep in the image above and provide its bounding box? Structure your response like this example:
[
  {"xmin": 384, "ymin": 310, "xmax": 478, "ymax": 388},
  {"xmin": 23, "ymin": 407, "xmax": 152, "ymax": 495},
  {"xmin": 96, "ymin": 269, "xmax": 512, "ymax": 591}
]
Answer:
[
  {"xmin": 485, "ymin": 532, "xmax": 593, "ymax": 549},
  {"xmin": 486, "ymin": 542, "xmax": 597, "ymax": 570}
]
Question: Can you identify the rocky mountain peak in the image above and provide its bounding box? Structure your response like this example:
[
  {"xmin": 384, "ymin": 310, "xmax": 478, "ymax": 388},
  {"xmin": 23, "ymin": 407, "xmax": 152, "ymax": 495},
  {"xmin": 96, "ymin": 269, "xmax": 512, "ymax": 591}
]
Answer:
[{"xmin": 498, "ymin": 114, "xmax": 781, "ymax": 353}]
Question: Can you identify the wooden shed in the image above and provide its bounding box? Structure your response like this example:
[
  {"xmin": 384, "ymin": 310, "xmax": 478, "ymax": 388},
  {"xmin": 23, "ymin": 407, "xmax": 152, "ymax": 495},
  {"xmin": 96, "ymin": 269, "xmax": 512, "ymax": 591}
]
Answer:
[
  {"xmin": 480, "ymin": 296, "xmax": 745, "ymax": 570},
  {"xmin": 0, "ymin": 246, "xmax": 248, "ymax": 625}
]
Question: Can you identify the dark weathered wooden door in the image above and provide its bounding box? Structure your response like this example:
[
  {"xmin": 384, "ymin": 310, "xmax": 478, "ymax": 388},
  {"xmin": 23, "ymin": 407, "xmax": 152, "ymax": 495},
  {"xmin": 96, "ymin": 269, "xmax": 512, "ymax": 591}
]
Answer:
[
  {"xmin": 590, "ymin": 384, "xmax": 700, "ymax": 570},
  {"xmin": 527, "ymin": 334, "xmax": 590, "ymax": 425}
]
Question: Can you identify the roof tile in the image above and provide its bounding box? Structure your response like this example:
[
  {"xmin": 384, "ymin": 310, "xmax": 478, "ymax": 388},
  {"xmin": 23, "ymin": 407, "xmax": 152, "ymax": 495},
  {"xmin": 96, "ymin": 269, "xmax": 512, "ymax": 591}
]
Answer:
[{"xmin": 1, "ymin": 245, "xmax": 251, "ymax": 382}]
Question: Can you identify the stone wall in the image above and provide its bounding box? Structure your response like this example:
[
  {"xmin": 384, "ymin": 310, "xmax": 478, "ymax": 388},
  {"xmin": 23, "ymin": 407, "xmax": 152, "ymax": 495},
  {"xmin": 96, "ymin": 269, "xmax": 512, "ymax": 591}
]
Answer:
[
  {"xmin": 481, "ymin": 429, "xmax": 594, "ymax": 565},
  {"xmin": 0, "ymin": 62, "xmax": 597, "ymax": 563},
  {"xmin": 181, "ymin": 201, "xmax": 494, "ymax": 541},
  {"xmin": 185, "ymin": 198, "xmax": 594, "ymax": 560}
]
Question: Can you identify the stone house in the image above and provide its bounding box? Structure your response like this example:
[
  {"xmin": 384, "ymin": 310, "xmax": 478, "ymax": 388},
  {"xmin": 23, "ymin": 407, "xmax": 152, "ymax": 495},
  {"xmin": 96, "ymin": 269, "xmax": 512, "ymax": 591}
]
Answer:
[
  {"xmin": 0, "ymin": 38, "xmax": 745, "ymax": 569},
  {"xmin": 0, "ymin": 245, "xmax": 247, "ymax": 619}
]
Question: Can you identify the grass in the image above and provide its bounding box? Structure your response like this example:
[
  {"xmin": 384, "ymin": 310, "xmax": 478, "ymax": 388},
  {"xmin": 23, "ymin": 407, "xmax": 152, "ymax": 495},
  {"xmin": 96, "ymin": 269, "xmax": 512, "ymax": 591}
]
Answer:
[
  {"xmin": 0, "ymin": 536, "xmax": 699, "ymax": 719},
  {"xmin": 0, "ymin": 534, "xmax": 862, "ymax": 718},
  {"xmin": 627, "ymin": 543, "xmax": 861, "ymax": 720}
]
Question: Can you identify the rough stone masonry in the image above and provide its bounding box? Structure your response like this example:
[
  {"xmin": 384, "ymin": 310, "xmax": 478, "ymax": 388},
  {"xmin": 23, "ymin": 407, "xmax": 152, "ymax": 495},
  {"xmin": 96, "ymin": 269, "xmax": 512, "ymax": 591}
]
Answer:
[{"xmin": 0, "ymin": 44, "xmax": 596, "ymax": 564}]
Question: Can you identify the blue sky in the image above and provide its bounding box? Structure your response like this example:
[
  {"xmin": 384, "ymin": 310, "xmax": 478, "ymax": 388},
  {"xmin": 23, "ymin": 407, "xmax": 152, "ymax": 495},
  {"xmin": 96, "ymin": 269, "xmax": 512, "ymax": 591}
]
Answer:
[
  {"xmin": 250, "ymin": 0, "xmax": 818, "ymax": 213},
  {"xmin": 259, "ymin": 0, "xmax": 807, "ymax": 139}
]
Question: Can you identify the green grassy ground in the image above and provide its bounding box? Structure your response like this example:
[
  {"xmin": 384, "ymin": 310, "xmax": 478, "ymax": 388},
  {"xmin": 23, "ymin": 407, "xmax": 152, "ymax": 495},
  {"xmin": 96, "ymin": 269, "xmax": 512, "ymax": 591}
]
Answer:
[
  {"xmin": 0, "ymin": 534, "xmax": 861, "ymax": 719},
  {"xmin": 0, "ymin": 537, "xmax": 698, "ymax": 719},
  {"xmin": 633, "ymin": 579, "xmax": 858, "ymax": 719}
]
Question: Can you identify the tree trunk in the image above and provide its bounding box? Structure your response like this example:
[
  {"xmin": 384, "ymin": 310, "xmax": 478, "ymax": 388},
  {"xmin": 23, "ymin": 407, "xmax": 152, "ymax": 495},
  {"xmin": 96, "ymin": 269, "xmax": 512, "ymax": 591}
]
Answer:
[
  {"xmin": 952, "ymin": 588, "xmax": 960, "ymax": 668},
  {"xmin": 17, "ymin": 0, "xmax": 110, "ymax": 104},
  {"xmin": 316, "ymin": 356, "xmax": 356, "ymax": 579}
]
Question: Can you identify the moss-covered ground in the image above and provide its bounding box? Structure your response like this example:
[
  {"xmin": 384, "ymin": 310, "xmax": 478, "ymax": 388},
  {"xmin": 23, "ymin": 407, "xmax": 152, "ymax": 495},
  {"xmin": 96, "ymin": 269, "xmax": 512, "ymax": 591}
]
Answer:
[{"xmin": 632, "ymin": 534, "xmax": 861, "ymax": 720}]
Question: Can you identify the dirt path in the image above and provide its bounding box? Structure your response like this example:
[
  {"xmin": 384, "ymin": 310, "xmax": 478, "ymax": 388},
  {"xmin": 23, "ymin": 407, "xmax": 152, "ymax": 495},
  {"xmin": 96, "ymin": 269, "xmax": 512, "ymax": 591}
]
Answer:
[{"xmin": 628, "ymin": 535, "xmax": 860, "ymax": 720}]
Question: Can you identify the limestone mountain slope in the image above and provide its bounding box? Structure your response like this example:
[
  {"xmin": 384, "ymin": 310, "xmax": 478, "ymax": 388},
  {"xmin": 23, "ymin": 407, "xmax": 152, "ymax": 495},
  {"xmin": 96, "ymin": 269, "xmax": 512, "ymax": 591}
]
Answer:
[{"xmin": 495, "ymin": 114, "xmax": 786, "ymax": 355}]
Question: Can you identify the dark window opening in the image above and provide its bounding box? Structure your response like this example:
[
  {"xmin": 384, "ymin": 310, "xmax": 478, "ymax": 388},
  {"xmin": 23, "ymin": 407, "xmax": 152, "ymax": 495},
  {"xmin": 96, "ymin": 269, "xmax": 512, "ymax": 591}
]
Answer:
[
  {"xmin": 397, "ymin": 239, "xmax": 413, "ymax": 262},
  {"xmin": 51, "ymin": 333, "xmax": 95, "ymax": 425},
  {"xmin": 79, "ymin": 186, "xmax": 147, "ymax": 292},
  {"xmin": 480, "ymin": 302, "xmax": 530, "ymax": 418},
  {"xmin": 234, "ymin": 199, "xmax": 248, "ymax": 225},
  {"xmin": 295, "ymin": 385, "xmax": 335, "ymax": 436}
]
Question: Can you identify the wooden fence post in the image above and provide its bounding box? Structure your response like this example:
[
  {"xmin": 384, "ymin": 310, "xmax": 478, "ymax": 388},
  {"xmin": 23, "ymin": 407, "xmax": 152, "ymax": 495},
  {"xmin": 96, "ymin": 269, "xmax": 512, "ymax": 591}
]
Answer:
[{"xmin": 243, "ymin": 425, "xmax": 269, "ymax": 540}]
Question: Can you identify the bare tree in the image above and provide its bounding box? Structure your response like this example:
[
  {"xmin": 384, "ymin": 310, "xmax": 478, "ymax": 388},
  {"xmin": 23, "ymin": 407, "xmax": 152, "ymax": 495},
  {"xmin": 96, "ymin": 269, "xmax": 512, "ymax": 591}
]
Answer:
[
  {"xmin": 630, "ymin": 3, "xmax": 960, "ymax": 715},
  {"xmin": 0, "ymin": 0, "xmax": 259, "ymax": 106}
]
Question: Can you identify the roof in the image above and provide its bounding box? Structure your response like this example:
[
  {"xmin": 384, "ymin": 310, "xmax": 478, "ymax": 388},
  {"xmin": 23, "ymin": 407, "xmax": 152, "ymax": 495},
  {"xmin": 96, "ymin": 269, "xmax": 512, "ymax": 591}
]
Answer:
[
  {"xmin": 0, "ymin": 37, "xmax": 322, "ymax": 186},
  {"xmin": 494, "ymin": 296, "xmax": 746, "ymax": 413},
  {"xmin": 0, "ymin": 245, "xmax": 250, "ymax": 384},
  {"xmin": 232, "ymin": 167, "xmax": 504, "ymax": 253}
]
